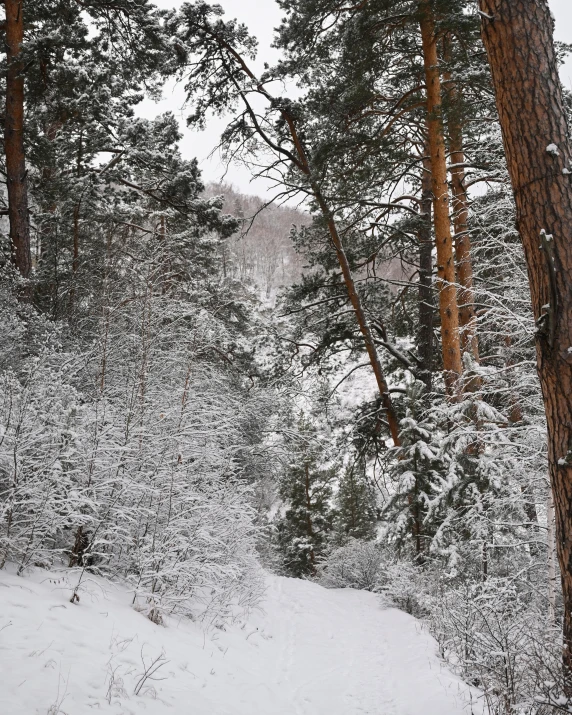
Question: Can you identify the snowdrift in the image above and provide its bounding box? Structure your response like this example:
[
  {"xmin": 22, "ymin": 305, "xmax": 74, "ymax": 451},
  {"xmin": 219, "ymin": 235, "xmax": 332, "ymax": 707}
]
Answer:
[{"xmin": 0, "ymin": 567, "xmax": 478, "ymax": 714}]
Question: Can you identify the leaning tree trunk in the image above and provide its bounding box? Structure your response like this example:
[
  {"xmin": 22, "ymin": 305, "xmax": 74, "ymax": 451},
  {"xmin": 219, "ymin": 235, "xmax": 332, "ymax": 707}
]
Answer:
[
  {"xmin": 480, "ymin": 0, "xmax": 572, "ymax": 676},
  {"xmin": 280, "ymin": 111, "xmax": 401, "ymax": 445},
  {"xmin": 200, "ymin": 18, "xmax": 402, "ymax": 447},
  {"xmin": 419, "ymin": 0, "xmax": 463, "ymax": 395},
  {"xmin": 312, "ymin": 184, "xmax": 401, "ymax": 445},
  {"xmin": 4, "ymin": 0, "xmax": 31, "ymax": 278}
]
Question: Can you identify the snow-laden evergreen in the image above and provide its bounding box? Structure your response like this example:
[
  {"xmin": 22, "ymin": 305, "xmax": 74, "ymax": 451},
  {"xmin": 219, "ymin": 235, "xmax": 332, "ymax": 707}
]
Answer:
[{"xmin": 1, "ymin": 0, "xmax": 571, "ymax": 712}]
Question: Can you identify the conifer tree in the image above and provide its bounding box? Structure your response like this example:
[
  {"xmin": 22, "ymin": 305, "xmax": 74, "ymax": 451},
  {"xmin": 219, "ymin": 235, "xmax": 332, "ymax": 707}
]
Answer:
[
  {"xmin": 169, "ymin": 1, "xmax": 403, "ymax": 444},
  {"xmin": 479, "ymin": 0, "xmax": 572, "ymax": 674},
  {"xmin": 335, "ymin": 464, "xmax": 377, "ymax": 544},
  {"xmin": 385, "ymin": 381, "xmax": 443, "ymax": 556},
  {"xmin": 1, "ymin": 0, "xmax": 167, "ymax": 283},
  {"xmin": 276, "ymin": 416, "xmax": 337, "ymax": 577}
]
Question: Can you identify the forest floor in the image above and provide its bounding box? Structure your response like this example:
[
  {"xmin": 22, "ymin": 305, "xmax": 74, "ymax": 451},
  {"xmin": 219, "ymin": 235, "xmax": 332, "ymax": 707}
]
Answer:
[{"xmin": 0, "ymin": 565, "xmax": 480, "ymax": 714}]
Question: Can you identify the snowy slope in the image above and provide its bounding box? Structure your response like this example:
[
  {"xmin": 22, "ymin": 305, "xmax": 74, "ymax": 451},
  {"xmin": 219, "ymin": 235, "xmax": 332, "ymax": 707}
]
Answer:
[{"xmin": 0, "ymin": 567, "xmax": 479, "ymax": 715}]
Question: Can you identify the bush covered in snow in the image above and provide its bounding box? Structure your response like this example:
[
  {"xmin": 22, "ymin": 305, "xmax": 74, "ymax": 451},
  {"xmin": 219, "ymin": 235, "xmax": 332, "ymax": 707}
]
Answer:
[{"xmin": 318, "ymin": 540, "xmax": 384, "ymax": 591}]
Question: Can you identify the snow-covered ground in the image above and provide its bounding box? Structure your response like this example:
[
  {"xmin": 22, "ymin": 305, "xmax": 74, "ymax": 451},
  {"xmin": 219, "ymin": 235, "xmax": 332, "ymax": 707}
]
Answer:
[{"xmin": 0, "ymin": 567, "xmax": 479, "ymax": 714}]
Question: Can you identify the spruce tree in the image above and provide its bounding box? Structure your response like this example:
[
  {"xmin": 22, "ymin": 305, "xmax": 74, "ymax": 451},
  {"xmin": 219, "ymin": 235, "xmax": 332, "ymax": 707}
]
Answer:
[
  {"xmin": 276, "ymin": 416, "xmax": 337, "ymax": 577},
  {"xmin": 384, "ymin": 381, "xmax": 444, "ymax": 557},
  {"xmin": 335, "ymin": 464, "xmax": 377, "ymax": 544}
]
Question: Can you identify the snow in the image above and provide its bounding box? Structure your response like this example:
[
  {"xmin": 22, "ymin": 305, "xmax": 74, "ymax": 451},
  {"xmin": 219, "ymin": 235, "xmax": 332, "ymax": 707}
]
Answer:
[
  {"xmin": 0, "ymin": 566, "xmax": 478, "ymax": 715},
  {"xmin": 546, "ymin": 143, "xmax": 560, "ymax": 156}
]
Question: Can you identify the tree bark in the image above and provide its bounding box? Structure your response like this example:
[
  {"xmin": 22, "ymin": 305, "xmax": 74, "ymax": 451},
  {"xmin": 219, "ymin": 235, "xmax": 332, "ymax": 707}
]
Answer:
[
  {"xmin": 417, "ymin": 148, "xmax": 434, "ymax": 392},
  {"xmin": 4, "ymin": 0, "xmax": 31, "ymax": 278},
  {"xmin": 419, "ymin": 1, "xmax": 463, "ymax": 395},
  {"xmin": 442, "ymin": 37, "xmax": 480, "ymax": 363},
  {"xmin": 450, "ymin": 130, "xmax": 479, "ymax": 362},
  {"xmin": 548, "ymin": 487, "xmax": 557, "ymax": 624},
  {"xmin": 479, "ymin": 0, "xmax": 572, "ymax": 674}
]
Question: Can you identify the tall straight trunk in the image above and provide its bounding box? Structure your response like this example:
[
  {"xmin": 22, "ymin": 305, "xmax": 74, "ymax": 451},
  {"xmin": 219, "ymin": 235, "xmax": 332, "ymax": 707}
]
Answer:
[
  {"xmin": 449, "ymin": 128, "xmax": 479, "ymax": 361},
  {"xmin": 417, "ymin": 149, "xmax": 434, "ymax": 392},
  {"xmin": 480, "ymin": 0, "xmax": 572, "ymax": 674},
  {"xmin": 418, "ymin": 1, "xmax": 463, "ymax": 395},
  {"xmin": 443, "ymin": 37, "xmax": 480, "ymax": 362},
  {"xmin": 4, "ymin": 0, "xmax": 31, "ymax": 277},
  {"xmin": 406, "ymin": 150, "xmax": 435, "ymax": 554}
]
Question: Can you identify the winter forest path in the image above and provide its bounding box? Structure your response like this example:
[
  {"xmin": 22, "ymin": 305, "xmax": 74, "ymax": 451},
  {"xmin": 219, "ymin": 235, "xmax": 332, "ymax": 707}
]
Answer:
[{"xmin": 0, "ymin": 568, "xmax": 478, "ymax": 714}]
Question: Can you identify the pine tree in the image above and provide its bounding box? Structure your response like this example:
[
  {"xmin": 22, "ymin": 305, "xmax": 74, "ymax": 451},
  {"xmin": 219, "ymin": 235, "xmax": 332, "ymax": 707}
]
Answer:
[
  {"xmin": 276, "ymin": 416, "xmax": 337, "ymax": 577},
  {"xmin": 171, "ymin": 1, "xmax": 403, "ymax": 445},
  {"xmin": 384, "ymin": 381, "xmax": 444, "ymax": 557},
  {"xmin": 335, "ymin": 464, "xmax": 377, "ymax": 544},
  {"xmin": 1, "ymin": 0, "xmax": 167, "ymax": 282},
  {"xmin": 479, "ymin": 0, "xmax": 572, "ymax": 675}
]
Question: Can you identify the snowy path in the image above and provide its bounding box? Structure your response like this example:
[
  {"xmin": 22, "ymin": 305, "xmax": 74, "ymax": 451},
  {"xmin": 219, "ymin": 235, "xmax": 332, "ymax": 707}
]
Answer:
[{"xmin": 0, "ymin": 568, "xmax": 479, "ymax": 714}]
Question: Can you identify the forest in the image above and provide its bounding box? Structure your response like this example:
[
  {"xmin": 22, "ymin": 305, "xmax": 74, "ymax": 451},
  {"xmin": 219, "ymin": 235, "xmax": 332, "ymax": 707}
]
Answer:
[{"xmin": 1, "ymin": 0, "xmax": 572, "ymax": 712}]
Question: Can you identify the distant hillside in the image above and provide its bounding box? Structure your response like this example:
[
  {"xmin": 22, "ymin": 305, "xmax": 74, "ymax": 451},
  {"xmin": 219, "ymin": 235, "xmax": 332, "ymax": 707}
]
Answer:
[{"xmin": 205, "ymin": 183, "xmax": 310, "ymax": 300}]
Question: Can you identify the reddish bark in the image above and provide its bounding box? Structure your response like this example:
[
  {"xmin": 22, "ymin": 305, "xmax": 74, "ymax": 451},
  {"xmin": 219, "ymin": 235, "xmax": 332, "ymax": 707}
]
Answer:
[
  {"xmin": 442, "ymin": 37, "xmax": 480, "ymax": 363},
  {"xmin": 419, "ymin": 1, "xmax": 463, "ymax": 395},
  {"xmin": 417, "ymin": 149, "xmax": 434, "ymax": 392},
  {"xmin": 313, "ymin": 188, "xmax": 401, "ymax": 444},
  {"xmin": 480, "ymin": 0, "xmax": 572, "ymax": 675},
  {"xmin": 196, "ymin": 17, "xmax": 402, "ymax": 446}
]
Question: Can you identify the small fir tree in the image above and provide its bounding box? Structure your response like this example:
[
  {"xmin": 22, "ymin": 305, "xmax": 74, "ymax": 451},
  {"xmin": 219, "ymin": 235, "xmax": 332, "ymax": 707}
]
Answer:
[
  {"xmin": 276, "ymin": 417, "xmax": 337, "ymax": 577},
  {"xmin": 335, "ymin": 463, "xmax": 377, "ymax": 544},
  {"xmin": 384, "ymin": 381, "xmax": 445, "ymax": 558}
]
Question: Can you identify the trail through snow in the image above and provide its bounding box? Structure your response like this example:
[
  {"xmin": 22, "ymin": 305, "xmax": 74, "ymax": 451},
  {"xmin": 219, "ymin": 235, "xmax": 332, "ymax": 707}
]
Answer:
[{"xmin": 0, "ymin": 567, "xmax": 479, "ymax": 714}]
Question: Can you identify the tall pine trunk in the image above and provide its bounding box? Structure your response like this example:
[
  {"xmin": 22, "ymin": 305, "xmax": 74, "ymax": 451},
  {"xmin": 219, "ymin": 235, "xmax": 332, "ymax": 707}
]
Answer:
[
  {"xmin": 548, "ymin": 488, "xmax": 557, "ymax": 624},
  {"xmin": 417, "ymin": 149, "xmax": 434, "ymax": 392},
  {"xmin": 4, "ymin": 0, "xmax": 31, "ymax": 278},
  {"xmin": 480, "ymin": 0, "xmax": 572, "ymax": 674},
  {"xmin": 419, "ymin": 1, "xmax": 462, "ymax": 395},
  {"xmin": 442, "ymin": 37, "xmax": 480, "ymax": 363}
]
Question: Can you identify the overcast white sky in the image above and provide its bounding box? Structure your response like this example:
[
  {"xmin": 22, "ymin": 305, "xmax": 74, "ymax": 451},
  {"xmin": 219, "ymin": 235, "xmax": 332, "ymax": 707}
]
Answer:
[{"xmin": 139, "ymin": 0, "xmax": 572, "ymax": 196}]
